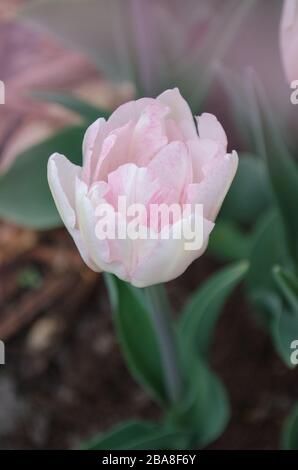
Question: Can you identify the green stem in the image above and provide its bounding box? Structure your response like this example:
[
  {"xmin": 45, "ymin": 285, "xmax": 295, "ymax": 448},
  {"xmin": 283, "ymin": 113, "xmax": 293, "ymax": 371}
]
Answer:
[{"xmin": 144, "ymin": 285, "xmax": 183, "ymax": 404}]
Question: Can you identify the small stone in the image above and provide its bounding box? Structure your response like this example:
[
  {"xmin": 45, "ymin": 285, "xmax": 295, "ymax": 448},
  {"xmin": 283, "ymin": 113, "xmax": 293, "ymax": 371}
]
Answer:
[{"xmin": 26, "ymin": 316, "xmax": 63, "ymax": 352}]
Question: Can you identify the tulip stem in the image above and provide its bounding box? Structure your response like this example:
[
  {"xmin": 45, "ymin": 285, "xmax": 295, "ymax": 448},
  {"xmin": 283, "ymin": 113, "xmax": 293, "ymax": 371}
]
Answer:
[{"xmin": 144, "ymin": 285, "xmax": 183, "ymax": 404}]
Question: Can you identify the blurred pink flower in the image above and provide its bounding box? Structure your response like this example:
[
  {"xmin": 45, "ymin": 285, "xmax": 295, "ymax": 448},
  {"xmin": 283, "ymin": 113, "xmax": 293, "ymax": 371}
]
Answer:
[
  {"xmin": 48, "ymin": 89, "xmax": 238, "ymax": 287},
  {"xmin": 280, "ymin": 0, "xmax": 298, "ymax": 83}
]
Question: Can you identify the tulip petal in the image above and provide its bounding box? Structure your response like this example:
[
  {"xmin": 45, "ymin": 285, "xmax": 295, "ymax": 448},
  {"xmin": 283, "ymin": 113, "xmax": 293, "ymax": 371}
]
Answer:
[
  {"xmin": 131, "ymin": 214, "xmax": 214, "ymax": 287},
  {"xmin": 130, "ymin": 103, "xmax": 169, "ymax": 165},
  {"xmin": 48, "ymin": 88, "xmax": 238, "ymax": 286},
  {"xmin": 47, "ymin": 153, "xmax": 80, "ymax": 230},
  {"xmin": 157, "ymin": 88, "xmax": 197, "ymax": 139},
  {"xmin": 196, "ymin": 113, "xmax": 228, "ymax": 150},
  {"xmin": 47, "ymin": 153, "xmax": 100, "ymax": 271},
  {"xmin": 107, "ymin": 163, "xmax": 159, "ymax": 208},
  {"xmin": 106, "ymin": 97, "xmax": 156, "ymax": 131},
  {"xmin": 187, "ymin": 150, "xmax": 238, "ymax": 221},
  {"xmin": 82, "ymin": 117, "xmax": 106, "ymax": 185},
  {"xmin": 187, "ymin": 138, "xmax": 221, "ymax": 183},
  {"xmin": 75, "ymin": 177, "xmax": 128, "ymax": 277},
  {"xmin": 148, "ymin": 141, "xmax": 192, "ymax": 203}
]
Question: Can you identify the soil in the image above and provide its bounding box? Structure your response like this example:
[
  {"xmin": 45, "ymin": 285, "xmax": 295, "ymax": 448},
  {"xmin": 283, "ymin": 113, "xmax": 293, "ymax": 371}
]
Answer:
[{"xmin": 0, "ymin": 226, "xmax": 297, "ymax": 450}]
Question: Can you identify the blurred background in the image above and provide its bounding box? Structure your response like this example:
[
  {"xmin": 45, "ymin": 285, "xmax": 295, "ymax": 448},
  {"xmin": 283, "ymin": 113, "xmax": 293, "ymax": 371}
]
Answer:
[{"xmin": 0, "ymin": 0, "xmax": 297, "ymax": 450}]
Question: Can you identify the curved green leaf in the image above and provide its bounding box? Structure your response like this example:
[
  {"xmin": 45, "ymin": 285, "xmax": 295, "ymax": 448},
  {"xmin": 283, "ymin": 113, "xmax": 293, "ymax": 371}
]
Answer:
[
  {"xmin": 167, "ymin": 357, "xmax": 229, "ymax": 448},
  {"xmin": 273, "ymin": 266, "xmax": 298, "ymax": 314},
  {"xmin": 208, "ymin": 219, "xmax": 251, "ymax": 262},
  {"xmin": 255, "ymin": 292, "xmax": 298, "ymax": 368},
  {"xmin": 81, "ymin": 420, "xmax": 185, "ymax": 451},
  {"xmin": 246, "ymin": 210, "xmax": 288, "ymax": 296},
  {"xmin": 82, "ymin": 420, "xmax": 156, "ymax": 450},
  {"xmin": 0, "ymin": 126, "xmax": 85, "ymax": 229},
  {"xmin": 82, "ymin": 419, "xmax": 187, "ymax": 450}
]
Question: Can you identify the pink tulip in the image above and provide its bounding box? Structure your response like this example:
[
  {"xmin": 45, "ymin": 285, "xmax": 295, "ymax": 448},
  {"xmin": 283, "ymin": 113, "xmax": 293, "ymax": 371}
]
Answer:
[
  {"xmin": 280, "ymin": 0, "xmax": 298, "ymax": 84},
  {"xmin": 48, "ymin": 89, "xmax": 238, "ymax": 287}
]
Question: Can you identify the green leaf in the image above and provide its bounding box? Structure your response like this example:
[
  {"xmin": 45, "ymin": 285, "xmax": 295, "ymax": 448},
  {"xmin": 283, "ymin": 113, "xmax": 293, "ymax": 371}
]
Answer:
[
  {"xmin": 179, "ymin": 261, "xmax": 248, "ymax": 359},
  {"xmin": 82, "ymin": 421, "xmax": 156, "ymax": 450},
  {"xmin": 193, "ymin": 365, "xmax": 229, "ymax": 448},
  {"xmin": 81, "ymin": 420, "xmax": 187, "ymax": 450},
  {"xmin": 246, "ymin": 220, "xmax": 298, "ymax": 367},
  {"xmin": 168, "ymin": 357, "xmax": 229, "ymax": 448},
  {"xmin": 31, "ymin": 90, "xmax": 110, "ymax": 122},
  {"xmin": 208, "ymin": 219, "xmax": 251, "ymax": 262},
  {"xmin": 273, "ymin": 266, "xmax": 298, "ymax": 314},
  {"xmin": 172, "ymin": 262, "xmax": 245, "ymax": 447},
  {"xmin": 0, "ymin": 126, "xmax": 85, "ymax": 229},
  {"xmin": 246, "ymin": 210, "xmax": 288, "ymax": 296},
  {"xmin": 221, "ymin": 154, "xmax": 272, "ymax": 226},
  {"xmin": 282, "ymin": 405, "xmax": 298, "ymax": 450},
  {"xmin": 105, "ymin": 276, "xmax": 168, "ymax": 406},
  {"xmin": 127, "ymin": 427, "xmax": 187, "ymax": 450},
  {"xmin": 255, "ymin": 292, "xmax": 298, "ymax": 368}
]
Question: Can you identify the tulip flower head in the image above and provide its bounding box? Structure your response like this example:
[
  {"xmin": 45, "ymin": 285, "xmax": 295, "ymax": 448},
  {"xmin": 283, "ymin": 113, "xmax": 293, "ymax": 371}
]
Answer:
[{"xmin": 48, "ymin": 89, "xmax": 238, "ymax": 287}]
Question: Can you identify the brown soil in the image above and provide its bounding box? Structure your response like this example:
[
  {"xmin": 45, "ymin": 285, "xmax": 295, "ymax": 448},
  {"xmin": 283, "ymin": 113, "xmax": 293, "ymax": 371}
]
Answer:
[{"xmin": 0, "ymin": 227, "xmax": 297, "ymax": 450}]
